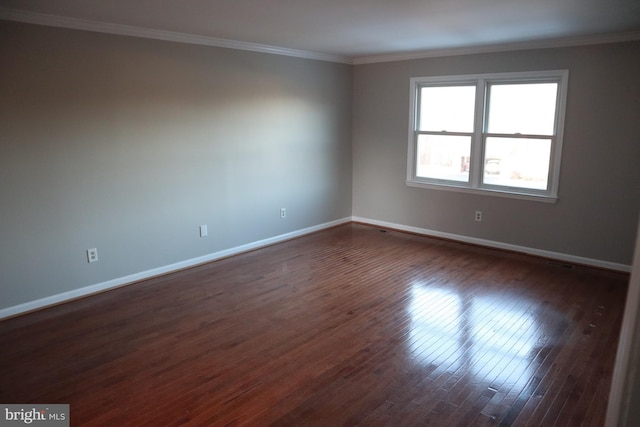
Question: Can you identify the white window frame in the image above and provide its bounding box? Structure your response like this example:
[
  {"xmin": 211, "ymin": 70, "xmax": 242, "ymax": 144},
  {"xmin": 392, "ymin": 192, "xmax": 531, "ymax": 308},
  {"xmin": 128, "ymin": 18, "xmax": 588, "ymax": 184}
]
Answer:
[{"xmin": 407, "ymin": 70, "xmax": 569, "ymax": 203}]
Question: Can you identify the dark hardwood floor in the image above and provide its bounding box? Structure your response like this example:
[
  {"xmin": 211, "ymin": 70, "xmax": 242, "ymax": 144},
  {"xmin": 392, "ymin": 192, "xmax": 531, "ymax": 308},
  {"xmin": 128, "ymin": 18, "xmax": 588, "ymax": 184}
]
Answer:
[{"xmin": 0, "ymin": 223, "xmax": 628, "ymax": 426}]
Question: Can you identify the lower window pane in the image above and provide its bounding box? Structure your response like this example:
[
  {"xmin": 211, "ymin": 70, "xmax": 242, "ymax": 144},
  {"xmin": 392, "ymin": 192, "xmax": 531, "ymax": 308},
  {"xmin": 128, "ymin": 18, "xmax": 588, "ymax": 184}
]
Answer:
[
  {"xmin": 416, "ymin": 135, "xmax": 471, "ymax": 182},
  {"xmin": 483, "ymin": 137, "xmax": 551, "ymax": 190}
]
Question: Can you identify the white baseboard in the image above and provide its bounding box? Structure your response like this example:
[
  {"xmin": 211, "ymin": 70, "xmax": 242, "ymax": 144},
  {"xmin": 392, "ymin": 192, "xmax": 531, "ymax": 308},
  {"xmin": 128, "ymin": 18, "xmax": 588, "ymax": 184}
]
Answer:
[
  {"xmin": 1, "ymin": 215, "xmax": 629, "ymax": 320},
  {"xmin": 0, "ymin": 217, "xmax": 352, "ymax": 320},
  {"xmin": 352, "ymin": 216, "xmax": 632, "ymax": 273}
]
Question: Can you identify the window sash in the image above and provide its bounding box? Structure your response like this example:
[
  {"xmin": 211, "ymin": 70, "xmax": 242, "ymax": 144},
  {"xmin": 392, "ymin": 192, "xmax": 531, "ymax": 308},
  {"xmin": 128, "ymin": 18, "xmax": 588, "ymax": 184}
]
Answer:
[{"xmin": 407, "ymin": 70, "xmax": 568, "ymax": 202}]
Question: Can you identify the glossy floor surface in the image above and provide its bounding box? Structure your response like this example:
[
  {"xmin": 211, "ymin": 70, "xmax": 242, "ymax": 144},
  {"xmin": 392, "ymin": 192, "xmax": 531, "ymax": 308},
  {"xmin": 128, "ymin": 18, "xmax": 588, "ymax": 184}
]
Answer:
[{"xmin": 0, "ymin": 223, "xmax": 628, "ymax": 426}]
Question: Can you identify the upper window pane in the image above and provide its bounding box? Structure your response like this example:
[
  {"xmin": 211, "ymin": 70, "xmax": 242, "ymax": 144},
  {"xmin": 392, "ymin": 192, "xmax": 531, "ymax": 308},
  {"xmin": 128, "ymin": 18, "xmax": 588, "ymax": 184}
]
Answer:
[
  {"xmin": 419, "ymin": 85, "xmax": 476, "ymax": 133},
  {"xmin": 487, "ymin": 83, "xmax": 558, "ymax": 135}
]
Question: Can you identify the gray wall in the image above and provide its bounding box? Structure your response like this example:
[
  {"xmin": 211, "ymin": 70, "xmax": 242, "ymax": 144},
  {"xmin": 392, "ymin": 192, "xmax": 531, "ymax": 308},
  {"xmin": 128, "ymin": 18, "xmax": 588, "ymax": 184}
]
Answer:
[
  {"xmin": 0, "ymin": 21, "xmax": 353, "ymax": 309},
  {"xmin": 2, "ymin": 19, "xmax": 639, "ymax": 313},
  {"xmin": 353, "ymin": 42, "xmax": 640, "ymax": 265}
]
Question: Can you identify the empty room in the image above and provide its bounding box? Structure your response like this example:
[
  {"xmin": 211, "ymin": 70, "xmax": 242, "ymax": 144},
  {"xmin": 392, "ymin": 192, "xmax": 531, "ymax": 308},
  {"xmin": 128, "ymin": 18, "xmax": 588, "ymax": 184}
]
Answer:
[{"xmin": 1, "ymin": 1, "xmax": 640, "ymax": 426}]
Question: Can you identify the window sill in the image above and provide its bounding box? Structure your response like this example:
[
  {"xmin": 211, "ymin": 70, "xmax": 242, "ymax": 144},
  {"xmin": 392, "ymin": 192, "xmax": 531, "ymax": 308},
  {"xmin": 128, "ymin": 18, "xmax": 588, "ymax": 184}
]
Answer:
[{"xmin": 406, "ymin": 180, "xmax": 558, "ymax": 203}]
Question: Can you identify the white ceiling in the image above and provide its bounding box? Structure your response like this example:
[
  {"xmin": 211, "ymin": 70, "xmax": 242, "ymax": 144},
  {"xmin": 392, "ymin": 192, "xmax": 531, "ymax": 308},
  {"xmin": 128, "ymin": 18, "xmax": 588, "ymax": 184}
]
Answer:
[{"xmin": 1, "ymin": 0, "xmax": 640, "ymax": 63}]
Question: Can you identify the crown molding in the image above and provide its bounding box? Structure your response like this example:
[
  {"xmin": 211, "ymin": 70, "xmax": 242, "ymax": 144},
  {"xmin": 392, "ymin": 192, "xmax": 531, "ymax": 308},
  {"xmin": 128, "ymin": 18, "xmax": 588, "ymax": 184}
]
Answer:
[
  {"xmin": 2, "ymin": 7, "xmax": 639, "ymax": 66},
  {"xmin": 353, "ymin": 30, "xmax": 640, "ymax": 64},
  {"xmin": 0, "ymin": 7, "xmax": 352, "ymax": 64}
]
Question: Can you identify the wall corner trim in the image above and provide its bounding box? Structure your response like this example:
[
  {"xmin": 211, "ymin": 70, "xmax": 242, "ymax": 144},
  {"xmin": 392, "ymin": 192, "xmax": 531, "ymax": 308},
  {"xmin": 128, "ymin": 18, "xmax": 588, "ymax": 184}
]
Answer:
[
  {"xmin": 352, "ymin": 216, "xmax": 632, "ymax": 273},
  {"xmin": 0, "ymin": 217, "xmax": 352, "ymax": 320}
]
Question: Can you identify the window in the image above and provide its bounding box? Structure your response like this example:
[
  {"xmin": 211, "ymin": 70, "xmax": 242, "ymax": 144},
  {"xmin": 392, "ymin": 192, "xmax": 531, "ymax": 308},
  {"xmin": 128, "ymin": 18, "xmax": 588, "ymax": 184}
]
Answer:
[{"xmin": 407, "ymin": 70, "xmax": 568, "ymax": 202}]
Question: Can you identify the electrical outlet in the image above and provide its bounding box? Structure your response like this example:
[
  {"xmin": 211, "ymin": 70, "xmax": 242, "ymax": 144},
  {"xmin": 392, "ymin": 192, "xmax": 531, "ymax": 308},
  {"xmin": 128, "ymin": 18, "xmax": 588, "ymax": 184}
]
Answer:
[
  {"xmin": 280, "ymin": 208, "xmax": 286, "ymax": 219},
  {"xmin": 475, "ymin": 211, "xmax": 482, "ymax": 222},
  {"xmin": 200, "ymin": 225, "xmax": 208, "ymax": 237},
  {"xmin": 87, "ymin": 248, "xmax": 98, "ymax": 263}
]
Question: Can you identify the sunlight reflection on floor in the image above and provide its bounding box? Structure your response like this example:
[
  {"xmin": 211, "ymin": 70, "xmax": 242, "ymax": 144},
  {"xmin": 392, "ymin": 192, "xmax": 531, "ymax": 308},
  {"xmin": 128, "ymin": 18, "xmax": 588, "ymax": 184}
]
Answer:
[{"xmin": 408, "ymin": 284, "xmax": 539, "ymax": 389}]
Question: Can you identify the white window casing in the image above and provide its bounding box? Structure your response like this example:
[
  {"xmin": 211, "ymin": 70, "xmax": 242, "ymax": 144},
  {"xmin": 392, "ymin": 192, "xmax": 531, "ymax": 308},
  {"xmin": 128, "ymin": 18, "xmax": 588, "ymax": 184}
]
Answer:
[{"xmin": 407, "ymin": 70, "xmax": 569, "ymax": 203}]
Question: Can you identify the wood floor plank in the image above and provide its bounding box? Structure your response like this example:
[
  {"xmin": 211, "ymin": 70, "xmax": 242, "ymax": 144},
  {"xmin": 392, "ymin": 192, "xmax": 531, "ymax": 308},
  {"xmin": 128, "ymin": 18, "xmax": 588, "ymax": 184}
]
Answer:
[
  {"xmin": 511, "ymin": 275, "xmax": 622, "ymax": 427},
  {"xmin": 0, "ymin": 223, "xmax": 628, "ymax": 426}
]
